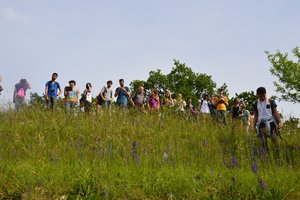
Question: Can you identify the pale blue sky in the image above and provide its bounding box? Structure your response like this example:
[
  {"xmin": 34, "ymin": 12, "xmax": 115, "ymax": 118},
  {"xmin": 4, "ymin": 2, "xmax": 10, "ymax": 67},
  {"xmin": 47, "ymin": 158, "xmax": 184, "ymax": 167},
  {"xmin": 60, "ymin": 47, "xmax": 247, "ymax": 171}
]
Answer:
[{"xmin": 0, "ymin": 0, "xmax": 299, "ymax": 117}]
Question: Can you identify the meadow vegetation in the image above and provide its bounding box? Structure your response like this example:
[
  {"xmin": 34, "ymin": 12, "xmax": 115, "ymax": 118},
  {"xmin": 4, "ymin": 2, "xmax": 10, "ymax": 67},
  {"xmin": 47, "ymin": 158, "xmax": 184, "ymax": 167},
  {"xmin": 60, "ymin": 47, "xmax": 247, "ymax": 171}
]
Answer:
[{"xmin": 0, "ymin": 107, "xmax": 299, "ymax": 199}]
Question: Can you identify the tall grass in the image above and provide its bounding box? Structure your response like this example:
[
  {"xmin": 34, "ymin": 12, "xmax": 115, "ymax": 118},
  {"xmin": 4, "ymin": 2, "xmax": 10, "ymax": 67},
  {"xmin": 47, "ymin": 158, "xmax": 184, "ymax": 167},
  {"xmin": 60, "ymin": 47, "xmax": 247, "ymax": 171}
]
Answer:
[{"xmin": 0, "ymin": 107, "xmax": 299, "ymax": 199}]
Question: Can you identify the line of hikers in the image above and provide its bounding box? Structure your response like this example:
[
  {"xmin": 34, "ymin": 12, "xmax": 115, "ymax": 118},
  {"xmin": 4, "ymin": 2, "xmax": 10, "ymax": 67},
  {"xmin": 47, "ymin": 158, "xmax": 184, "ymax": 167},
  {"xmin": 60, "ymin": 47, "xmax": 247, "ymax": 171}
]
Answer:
[{"xmin": 9, "ymin": 72, "xmax": 283, "ymax": 152}]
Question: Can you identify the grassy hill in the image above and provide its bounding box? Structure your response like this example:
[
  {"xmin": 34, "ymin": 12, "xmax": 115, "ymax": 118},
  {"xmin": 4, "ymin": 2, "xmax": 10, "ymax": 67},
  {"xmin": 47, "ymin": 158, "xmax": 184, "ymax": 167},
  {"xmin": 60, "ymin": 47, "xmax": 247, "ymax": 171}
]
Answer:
[{"xmin": 0, "ymin": 108, "xmax": 299, "ymax": 199}]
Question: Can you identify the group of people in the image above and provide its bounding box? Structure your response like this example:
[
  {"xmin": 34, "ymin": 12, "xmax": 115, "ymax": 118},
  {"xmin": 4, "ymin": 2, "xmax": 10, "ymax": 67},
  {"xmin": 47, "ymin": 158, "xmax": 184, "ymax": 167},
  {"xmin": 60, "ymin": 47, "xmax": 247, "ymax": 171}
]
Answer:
[{"xmin": 7, "ymin": 72, "xmax": 283, "ymax": 152}]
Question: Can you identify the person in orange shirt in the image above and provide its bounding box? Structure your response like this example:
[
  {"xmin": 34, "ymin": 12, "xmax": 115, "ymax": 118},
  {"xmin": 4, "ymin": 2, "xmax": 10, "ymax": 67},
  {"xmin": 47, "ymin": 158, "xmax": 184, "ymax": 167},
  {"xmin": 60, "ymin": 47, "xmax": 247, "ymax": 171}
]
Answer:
[{"xmin": 214, "ymin": 88, "xmax": 229, "ymax": 124}]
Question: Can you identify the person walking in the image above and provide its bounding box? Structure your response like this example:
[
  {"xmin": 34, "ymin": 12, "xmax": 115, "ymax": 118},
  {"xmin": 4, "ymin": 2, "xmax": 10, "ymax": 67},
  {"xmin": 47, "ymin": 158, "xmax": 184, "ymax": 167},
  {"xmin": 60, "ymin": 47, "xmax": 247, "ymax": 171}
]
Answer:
[
  {"xmin": 253, "ymin": 87, "xmax": 282, "ymax": 154},
  {"xmin": 147, "ymin": 88, "xmax": 160, "ymax": 112},
  {"xmin": 131, "ymin": 85, "xmax": 145, "ymax": 111},
  {"xmin": 81, "ymin": 83, "xmax": 93, "ymax": 113},
  {"xmin": 114, "ymin": 79, "xmax": 130, "ymax": 110},
  {"xmin": 214, "ymin": 88, "xmax": 229, "ymax": 124},
  {"xmin": 13, "ymin": 79, "xmax": 31, "ymax": 111},
  {"xmin": 45, "ymin": 73, "xmax": 62, "ymax": 111},
  {"xmin": 64, "ymin": 80, "xmax": 80, "ymax": 113},
  {"xmin": 98, "ymin": 80, "xmax": 113, "ymax": 110}
]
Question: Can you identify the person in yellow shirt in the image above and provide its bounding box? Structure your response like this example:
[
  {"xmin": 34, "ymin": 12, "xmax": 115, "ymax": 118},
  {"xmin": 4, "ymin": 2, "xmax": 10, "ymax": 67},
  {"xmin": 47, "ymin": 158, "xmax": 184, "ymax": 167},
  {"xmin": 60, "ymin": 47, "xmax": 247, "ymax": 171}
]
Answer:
[{"xmin": 214, "ymin": 88, "xmax": 229, "ymax": 124}]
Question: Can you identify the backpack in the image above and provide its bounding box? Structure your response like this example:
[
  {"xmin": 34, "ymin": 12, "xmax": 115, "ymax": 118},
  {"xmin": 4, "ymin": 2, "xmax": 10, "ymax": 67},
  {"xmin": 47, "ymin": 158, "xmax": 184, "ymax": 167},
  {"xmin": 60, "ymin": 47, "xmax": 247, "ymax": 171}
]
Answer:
[
  {"xmin": 80, "ymin": 92, "xmax": 87, "ymax": 105},
  {"xmin": 17, "ymin": 87, "xmax": 25, "ymax": 97},
  {"xmin": 96, "ymin": 87, "xmax": 107, "ymax": 105}
]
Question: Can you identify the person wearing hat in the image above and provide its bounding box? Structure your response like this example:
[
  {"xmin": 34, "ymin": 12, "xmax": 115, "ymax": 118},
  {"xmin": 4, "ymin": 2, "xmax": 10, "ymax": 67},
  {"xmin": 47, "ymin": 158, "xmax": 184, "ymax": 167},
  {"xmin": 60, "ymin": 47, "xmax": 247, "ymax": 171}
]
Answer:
[{"xmin": 214, "ymin": 88, "xmax": 229, "ymax": 124}]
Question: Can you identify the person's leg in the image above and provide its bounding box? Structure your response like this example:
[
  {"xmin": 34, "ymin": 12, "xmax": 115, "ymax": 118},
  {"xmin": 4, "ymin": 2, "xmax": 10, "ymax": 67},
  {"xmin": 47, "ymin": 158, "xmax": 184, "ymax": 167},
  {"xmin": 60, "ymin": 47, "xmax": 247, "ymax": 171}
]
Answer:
[
  {"xmin": 65, "ymin": 101, "xmax": 70, "ymax": 111},
  {"xmin": 258, "ymin": 122, "xmax": 269, "ymax": 154},
  {"xmin": 15, "ymin": 97, "xmax": 25, "ymax": 111},
  {"xmin": 270, "ymin": 122, "xmax": 280, "ymax": 157}
]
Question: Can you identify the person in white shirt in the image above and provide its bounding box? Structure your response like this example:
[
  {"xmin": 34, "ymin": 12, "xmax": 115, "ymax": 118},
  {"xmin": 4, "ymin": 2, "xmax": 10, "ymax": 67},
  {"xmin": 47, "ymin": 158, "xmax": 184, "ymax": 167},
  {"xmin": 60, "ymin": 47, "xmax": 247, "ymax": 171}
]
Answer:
[
  {"xmin": 82, "ymin": 83, "xmax": 93, "ymax": 113},
  {"xmin": 253, "ymin": 87, "xmax": 282, "ymax": 154},
  {"xmin": 199, "ymin": 93, "xmax": 211, "ymax": 114}
]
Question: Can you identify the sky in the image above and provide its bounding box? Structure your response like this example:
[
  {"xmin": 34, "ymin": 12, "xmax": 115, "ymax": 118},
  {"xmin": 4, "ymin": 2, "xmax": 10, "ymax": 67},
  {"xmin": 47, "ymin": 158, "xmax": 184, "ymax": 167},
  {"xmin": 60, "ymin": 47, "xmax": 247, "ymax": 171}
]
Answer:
[{"xmin": 0, "ymin": 0, "xmax": 299, "ymax": 118}]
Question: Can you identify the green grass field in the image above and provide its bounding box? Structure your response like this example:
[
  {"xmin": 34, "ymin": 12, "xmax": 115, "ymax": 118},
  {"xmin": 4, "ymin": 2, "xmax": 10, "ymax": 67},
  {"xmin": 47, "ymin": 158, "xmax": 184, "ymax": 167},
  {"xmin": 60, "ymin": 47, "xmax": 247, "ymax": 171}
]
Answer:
[{"xmin": 0, "ymin": 108, "xmax": 299, "ymax": 199}]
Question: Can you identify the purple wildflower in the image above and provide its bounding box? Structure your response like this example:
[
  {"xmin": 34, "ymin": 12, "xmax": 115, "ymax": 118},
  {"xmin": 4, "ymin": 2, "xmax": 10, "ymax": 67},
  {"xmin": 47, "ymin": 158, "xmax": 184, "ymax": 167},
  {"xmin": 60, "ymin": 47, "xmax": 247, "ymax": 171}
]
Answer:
[
  {"xmin": 131, "ymin": 141, "xmax": 139, "ymax": 165},
  {"xmin": 252, "ymin": 163, "xmax": 257, "ymax": 173},
  {"xmin": 253, "ymin": 148, "xmax": 258, "ymax": 157},
  {"xmin": 203, "ymin": 138, "xmax": 208, "ymax": 147},
  {"xmin": 259, "ymin": 179, "xmax": 267, "ymax": 190},
  {"xmin": 231, "ymin": 155, "xmax": 238, "ymax": 167},
  {"xmin": 261, "ymin": 147, "xmax": 266, "ymax": 157}
]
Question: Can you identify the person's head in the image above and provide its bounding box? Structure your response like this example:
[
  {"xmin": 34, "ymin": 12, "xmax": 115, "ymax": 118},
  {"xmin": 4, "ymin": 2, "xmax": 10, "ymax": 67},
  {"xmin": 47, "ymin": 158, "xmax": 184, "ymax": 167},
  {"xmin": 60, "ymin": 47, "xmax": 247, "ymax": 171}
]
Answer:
[
  {"xmin": 138, "ymin": 86, "xmax": 144, "ymax": 93},
  {"xmin": 151, "ymin": 88, "xmax": 158, "ymax": 96},
  {"xmin": 177, "ymin": 93, "xmax": 182, "ymax": 100},
  {"xmin": 119, "ymin": 79, "xmax": 124, "ymax": 87},
  {"xmin": 107, "ymin": 80, "xmax": 113, "ymax": 88},
  {"xmin": 69, "ymin": 80, "xmax": 76, "ymax": 87},
  {"xmin": 256, "ymin": 87, "xmax": 266, "ymax": 101},
  {"xmin": 188, "ymin": 98, "xmax": 192, "ymax": 104},
  {"xmin": 86, "ymin": 83, "xmax": 92, "ymax": 90},
  {"xmin": 51, "ymin": 73, "xmax": 58, "ymax": 81},
  {"xmin": 20, "ymin": 79, "xmax": 27, "ymax": 84},
  {"xmin": 218, "ymin": 88, "xmax": 224, "ymax": 96},
  {"xmin": 202, "ymin": 93, "xmax": 208, "ymax": 100},
  {"xmin": 165, "ymin": 90, "xmax": 171, "ymax": 98},
  {"xmin": 240, "ymin": 103, "xmax": 246, "ymax": 110},
  {"xmin": 234, "ymin": 97, "xmax": 239, "ymax": 105}
]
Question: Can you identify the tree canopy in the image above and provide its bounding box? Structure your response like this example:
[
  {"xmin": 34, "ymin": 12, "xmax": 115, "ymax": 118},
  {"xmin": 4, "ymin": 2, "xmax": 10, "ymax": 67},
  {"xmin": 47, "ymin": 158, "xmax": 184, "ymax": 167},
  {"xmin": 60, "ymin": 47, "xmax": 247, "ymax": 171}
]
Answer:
[
  {"xmin": 266, "ymin": 47, "xmax": 300, "ymax": 103},
  {"xmin": 130, "ymin": 60, "xmax": 217, "ymax": 101}
]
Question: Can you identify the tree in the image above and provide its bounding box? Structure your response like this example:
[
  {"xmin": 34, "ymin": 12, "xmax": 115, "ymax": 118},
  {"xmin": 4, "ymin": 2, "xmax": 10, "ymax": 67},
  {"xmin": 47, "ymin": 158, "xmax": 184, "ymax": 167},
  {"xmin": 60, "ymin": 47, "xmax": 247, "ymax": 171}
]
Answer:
[
  {"xmin": 167, "ymin": 60, "xmax": 197, "ymax": 99},
  {"xmin": 233, "ymin": 91, "xmax": 257, "ymax": 110},
  {"xmin": 131, "ymin": 60, "xmax": 217, "ymax": 103},
  {"xmin": 29, "ymin": 92, "xmax": 45, "ymax": 107},
  {"xmin": 130, "ymin": 80, "xmax": 146, "ymax": 92},
  {"xmin": 145, "ymin": 69, "xmax": 169, "ymax": 95},
  {"xmin": 266, "ymin": 47, "xmax": 300, "ymax": 103}
]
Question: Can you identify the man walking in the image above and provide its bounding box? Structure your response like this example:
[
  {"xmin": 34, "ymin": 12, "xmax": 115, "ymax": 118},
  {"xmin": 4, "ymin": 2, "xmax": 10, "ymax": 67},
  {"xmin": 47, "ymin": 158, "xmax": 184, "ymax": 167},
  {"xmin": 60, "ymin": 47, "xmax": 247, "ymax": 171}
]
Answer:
[
  {"xmin": 115, "ymin": 79, "xmax": 130, "ymax": 110},
  {"xmin": 253, "ymin": 87, "xmax": 282, "ymax": 154},
  {"xmin": 45, "ymin": 73, "xmax": 62, "ymax": 111}
]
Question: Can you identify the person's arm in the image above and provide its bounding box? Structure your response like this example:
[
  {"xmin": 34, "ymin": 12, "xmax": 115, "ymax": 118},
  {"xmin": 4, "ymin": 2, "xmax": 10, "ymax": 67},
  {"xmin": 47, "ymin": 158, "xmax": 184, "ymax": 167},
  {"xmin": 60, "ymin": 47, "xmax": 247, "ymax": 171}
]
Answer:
[
  {"xmin": 147, "ymin": 97, "xmax": 150, "ymax": 110},
  {"xmin": 45, "ymin": 84, "xmax": 49, "ymax": 100},
  {"xmin": 26, "ymin": 80, "xmax": 31, "ymax": 89},
  {"xmin": 273, "ymin": 107, "xmax": 283, "ymax": 129},
  {"xmin": 77, "ymin": 88, "xmax": 80, "ymax": 104},
  {"xmin": 224, "ymin": 97, "xmax": 229, "ymax": 107},
  {"xmin": 13, "ymin": 86, "xmax": 16, "ymax": 103},
  {"xmin": 57, "ymin": 83, "xmax": 62, "ymax": 96},
  {"xmin": 64, "ymin": 87, "xmax": 68, "ymax": 97},
  {"xmin": 125, "ymin": 87, "xmax": 131, "ymax": 97},
  {"xmin": 157, "ymin": 97, "xmax": 161, "ymax": 110},
  {"xmin": 114, "ymin": 88, "xmax": 119, "ymax": 97},
  {"xmin": 100, "ymin": 87, "xmax": 105, "ymax": 100}
]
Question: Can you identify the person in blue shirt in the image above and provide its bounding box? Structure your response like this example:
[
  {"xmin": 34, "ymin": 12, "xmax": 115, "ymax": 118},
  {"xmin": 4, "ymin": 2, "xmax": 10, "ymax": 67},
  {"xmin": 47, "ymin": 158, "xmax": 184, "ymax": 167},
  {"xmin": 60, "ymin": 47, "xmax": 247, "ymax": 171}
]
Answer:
[
  {"xmin": 114, "ymin": 79, "xmax": 130, "ymax": 109},
  {"xmin": 45, "ymin": 73, "xmax": 62, "ymax": 111}
]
